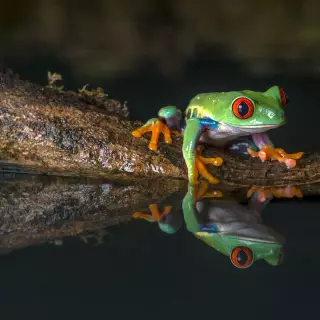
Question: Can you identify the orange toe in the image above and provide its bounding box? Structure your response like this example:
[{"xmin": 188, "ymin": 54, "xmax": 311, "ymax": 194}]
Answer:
[
  {"xmin": 248, "ymin": 145, "xmax": 303, "ymax": 168},
  {"xmin": 194, "ymin": 153, "xmax": 222, "ymax": 185},
  {"xmin": 131, "ymin": 120, "xmax": 177, "ymax": 151},
  {"xmin": 132, "ymin": 204, "xmax": 173, "ymax": 222},
  {"xmin": 247, "ymin": 186, "xmax": 303, "ymax": 201},
  {"xmin": 193, "ymin": 181, "xmax": 223, "ymax": 201},
  {"xmin": 132, "ymin": 130, "xmax": 143, "ymax": 138},
  {"xmin": 271, "ymin": 186, "xmax": 303, "ymax": 199},
  {"xmin": 274, "ymin": 148, "xmax": 304, "ymax": 160}
]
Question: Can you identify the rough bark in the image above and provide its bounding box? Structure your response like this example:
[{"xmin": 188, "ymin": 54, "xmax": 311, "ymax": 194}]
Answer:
[
  {"xmin": 0, "ymin": 70, "xmax": 319, "ymax": 186},
  {"xmin": 0, "ymin": 170, "xmax": 185, "ymax": 254},
  {"xmin": 0, "ymin": 170, "xmax": 319, "ymax": 254}
]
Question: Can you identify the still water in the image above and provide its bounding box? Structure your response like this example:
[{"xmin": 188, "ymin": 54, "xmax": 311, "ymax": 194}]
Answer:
[
  {"xmin": 1, "ymin": 58, "xmax": 320, "ymax": 319},
  {"xmin": 0, "ymin": 169, "xmax": 319, "ymax": 319}
]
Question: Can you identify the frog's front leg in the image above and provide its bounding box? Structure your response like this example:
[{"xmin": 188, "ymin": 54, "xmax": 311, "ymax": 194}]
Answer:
[
  {"xmin": 183, "ymin": 118, "xmax": 223, "ymax": 185},
  {"xmin": 182, "ymin": 182, "xmax": 223, "ymax": 235},
  {"xmin": 248, "ymin": 133, "xmax": 303, "ymax": 168},
  {"xmin": 132, "ymin": 204, "xmax": 172, "ymax": 222},
  {"xmin": 132, "ymin": 106, "xmax": 182, "ymax": 151}
]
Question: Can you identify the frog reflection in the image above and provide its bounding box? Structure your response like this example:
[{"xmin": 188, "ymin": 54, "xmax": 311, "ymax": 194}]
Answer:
[
  {"xmin": 132, "ymin": 203, "xmax": 183, "ymax": 234},
  {"xmin": 183, "ymin": 183, "xmax": 287, "ymax": 268},
  {"xmin": 133, "ymin": 183, "xmax": 302, "ymax": 269}
]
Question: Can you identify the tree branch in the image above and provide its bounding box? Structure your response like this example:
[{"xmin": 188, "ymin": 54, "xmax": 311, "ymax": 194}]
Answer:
[{"xmin": 0, "ymin": 70, "xmax": 319, "ymax": 186}]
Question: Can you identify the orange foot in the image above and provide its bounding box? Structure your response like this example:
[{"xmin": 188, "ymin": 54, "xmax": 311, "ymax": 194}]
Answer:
[
  {"xmin": 191, "ymin": 149, "xmax": 223, "ymax": 185},
  {"xmin": 247, "ymin": 186, "xmax": 303, "ymax": 202},
  {"xmin": 248, "ymin": 145, "xmax": 303, "ymax": 168},
  {"xmin": 192, "ymin": 181, "xmax": 223, "ymax": 201},
  {"xmin": 132, "ymin": 204, "xmax": 172, "ymax": 222},
  {"xmin": 132, "ymin": 119, "xmax": 181, "ymax": 151}
]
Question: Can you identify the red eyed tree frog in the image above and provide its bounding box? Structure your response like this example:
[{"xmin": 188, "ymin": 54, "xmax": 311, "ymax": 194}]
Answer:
[
  {"xmin": 182, "ymin": 182, "xmax": 286, "ymax": 268},
  {"xmin": 132, "ymin": 182, "xmax": 298, "ymax": 268},
  {"xmin": 132, "ymin": 86, "xmax": 304, "ymax": 184}
]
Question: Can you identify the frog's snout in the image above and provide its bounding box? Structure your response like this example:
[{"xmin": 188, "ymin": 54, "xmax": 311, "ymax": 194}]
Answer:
[{"xmin": 264, "ymin": 106, "xmax": 285, "ymax": 126}]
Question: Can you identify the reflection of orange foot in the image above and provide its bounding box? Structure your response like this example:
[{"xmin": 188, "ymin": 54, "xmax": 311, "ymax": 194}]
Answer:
[
  {"xmin": 132, "ymin": 204, "xmax": 172, "ymax": 222},
  {"xmin": 247, "ymin": 187, "xmax": 273, "ymax": 203},
  {"xmin": 192, "ymin": 181, "xmax": 223, "ymax": 201},
  {"xmin": 192, "ymin": 150, "xmax": 223, "ymax": 185},
  {"xmin": 248, "ymin": 145, "xmax": 303, "ymax": 168},
  {"xmin": 132, "ymin": 119, "xmax": 181, "ymax": 151},
  {"xmin": 247, "ymin": 186, "xmax": 303, "ymax": 202},
  {"xmin": 271, "ymin": 186, "xmax": 303, "ymax": 199}
]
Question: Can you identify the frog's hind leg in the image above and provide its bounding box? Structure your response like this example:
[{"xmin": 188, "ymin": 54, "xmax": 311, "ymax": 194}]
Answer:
[
  {"xmin": 195, "ymin": 147, "xmax": 223, "ymax": 184},
  {"xmin": 247, "ymin": 132, "xmax": 304, "ymax": 168},
  {"xmin": 132, "ymin": 106, "xmax": 182, "ymax": 151}
]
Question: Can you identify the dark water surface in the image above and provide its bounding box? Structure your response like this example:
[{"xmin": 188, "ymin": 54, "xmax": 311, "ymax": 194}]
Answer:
[
  {"xmin": 0, "ymin": 180, "xmax": 319, "ymax": 319},
  {"xmin": 1, "ymin": 58, "xmax": 320, "ymax": 319}
]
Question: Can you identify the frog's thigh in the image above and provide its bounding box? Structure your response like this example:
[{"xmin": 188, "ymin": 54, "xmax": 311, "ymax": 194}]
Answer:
[
  {"xmin": 198, "ymin": 129, "xmax": 226, "ymax": 148},
  {"xmin": 198, "ymin": 130, "xmax": 218, "ymax": 143}
]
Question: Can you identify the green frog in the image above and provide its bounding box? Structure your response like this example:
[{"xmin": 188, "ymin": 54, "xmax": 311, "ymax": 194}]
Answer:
[
  {"xmin": 132, "ymin": 182, "xmax": 297, "ymax": 268},
  {"xmin": 132, "ymin": 86, "xmax": 303, "ymax": 184},
  {"xmin": 181, "ymin": 183, "xmax": 290, "ymax": 268}
]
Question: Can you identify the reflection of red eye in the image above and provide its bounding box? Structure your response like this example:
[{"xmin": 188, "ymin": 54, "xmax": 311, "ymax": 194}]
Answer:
[
  {"xmin": 231, "ymin": 247, "xmax": 253, "ymax": 268},
  {"xmin": 279, "ymin": 88, "xmax": 289, "ymax": 107},
  {"xmin": 232, "ymin": 97, "xmax": 254, "ymax": 119}
]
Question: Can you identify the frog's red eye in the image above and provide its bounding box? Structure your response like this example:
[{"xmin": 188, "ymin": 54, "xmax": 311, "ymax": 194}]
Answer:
[
  {"xmin": 231, "ymin": 247, "xmax": 253, "ymax": 268},
  {"xmin": 279, "ymin": 88, "xmax": 289, "ymax": 107},
  {"xmin": 232, "ymin": 97, "xmax": 254, "ymax": 119}
]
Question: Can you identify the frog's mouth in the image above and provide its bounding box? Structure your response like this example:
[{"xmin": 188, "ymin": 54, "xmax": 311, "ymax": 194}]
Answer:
[
  {"xmin": 238, "ymin": 124, "xmax": 281, "ymax": 133},
  {"xmin": 237, "ymin": 120, "xmax": 286, "ymax": 132}
]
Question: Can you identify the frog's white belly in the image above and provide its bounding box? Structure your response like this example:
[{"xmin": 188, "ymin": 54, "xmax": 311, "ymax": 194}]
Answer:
[
  {"xmin": 199, "ymin": 123, "xmax": 249, "ymax": 147},
  {"xmin": 196, "ymin": 200, "xmax": 284, "ymax": 244}
]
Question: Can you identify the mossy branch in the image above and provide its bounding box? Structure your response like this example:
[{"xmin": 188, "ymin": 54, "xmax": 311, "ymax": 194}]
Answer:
[{"xmin": 0, "ymin": 70, "xmax": 319, "ymax": 187}]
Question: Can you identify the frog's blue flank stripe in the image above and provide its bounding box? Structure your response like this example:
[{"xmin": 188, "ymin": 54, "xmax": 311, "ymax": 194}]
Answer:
[
  {"xmin": 200, "ymin": 118, "xmax": 219, "ymax": 130},
  {"xmin": 181, "ymin": 118, "xmax": 219, "ymax": 132},
  {"xmin": 200, "ymin": 223, "xmax": 219, "ymax": 233}
]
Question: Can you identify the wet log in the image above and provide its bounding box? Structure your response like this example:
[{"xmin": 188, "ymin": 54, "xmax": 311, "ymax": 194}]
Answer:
[{"xmin": 0, "ymin": 70, "xmax": 319, "ymax": 186}]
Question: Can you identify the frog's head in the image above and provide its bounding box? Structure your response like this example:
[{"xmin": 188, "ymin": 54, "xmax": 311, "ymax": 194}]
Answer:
[
  {"xmin": 228, "ymin": 243, "xmax": 284, "ymax": 268},
  {"xmin": 196, "ymin": 234, "xmax": 284, "ymax": 269},
  {"xmin": 213, "ymin": 86, "xmax": 288, "ymax": 133}
]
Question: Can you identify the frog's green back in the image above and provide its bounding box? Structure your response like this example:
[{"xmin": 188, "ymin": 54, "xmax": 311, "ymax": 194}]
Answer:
[{"xmin": 185, "ymin": 86, "xmax": 286, "ymax": 127}]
